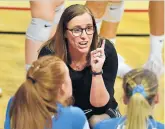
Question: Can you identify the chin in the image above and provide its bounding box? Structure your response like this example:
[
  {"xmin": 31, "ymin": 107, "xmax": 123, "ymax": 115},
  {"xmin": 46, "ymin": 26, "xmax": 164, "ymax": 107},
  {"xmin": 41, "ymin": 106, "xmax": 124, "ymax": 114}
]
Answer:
[{"xmin": 78, "ymin": 47, "xmax": 90, "ymax": 54}]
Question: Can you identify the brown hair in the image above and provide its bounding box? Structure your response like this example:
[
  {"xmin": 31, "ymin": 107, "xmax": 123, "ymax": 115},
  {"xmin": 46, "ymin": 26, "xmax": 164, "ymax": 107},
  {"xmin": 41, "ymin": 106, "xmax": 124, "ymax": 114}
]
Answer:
[
  {"xmin": 41, "ymin": 4, "xmax": 99, "ymax": 64},
  {"xmin": 10, "ymin": 56, "xmax": 68, "ymax": 129},
  {"xmin": 123, "ymin": 68, "xmax": 158, "ymax": 129}
]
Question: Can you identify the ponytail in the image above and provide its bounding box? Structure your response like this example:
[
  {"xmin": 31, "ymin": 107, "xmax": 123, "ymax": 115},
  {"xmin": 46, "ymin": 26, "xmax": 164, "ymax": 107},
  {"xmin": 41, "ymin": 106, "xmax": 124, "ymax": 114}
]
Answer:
[
  {"xmin": 123, "ymin": 68, "xmax": 159, "ymax": 129},
  {"xmin": 125, "ymin": 93, "xmax": 151, "ymax": 129},
  {"xmin": 10, "ymin": 80, "xmax": 53, "ymax": 129},
  {"xmin": 10, "ymin": 56, "xmax": 67, "ymax": 129}
]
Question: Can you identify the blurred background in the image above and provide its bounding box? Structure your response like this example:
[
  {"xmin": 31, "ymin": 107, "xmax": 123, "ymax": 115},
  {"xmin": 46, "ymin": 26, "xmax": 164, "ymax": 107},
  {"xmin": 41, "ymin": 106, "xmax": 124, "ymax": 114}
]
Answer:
[{"xmin": 0, "ymin": 1, "xmax": 164, "ymax": 129}]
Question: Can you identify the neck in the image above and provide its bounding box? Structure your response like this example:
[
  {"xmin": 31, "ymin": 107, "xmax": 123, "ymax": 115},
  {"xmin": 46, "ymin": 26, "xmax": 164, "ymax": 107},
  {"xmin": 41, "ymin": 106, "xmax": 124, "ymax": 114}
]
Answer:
[
  {"xmin": 57, "ymin": 95, "xmax": 73, "ymax": 107},
  {"xmin": 69, "ymin": 49, "xmax": 87, "ymax": 64},
  {"xmin": 68, "ymin": 46, "xmax": 89, "ymax": 71},
  {"xmin": 56, "ymin": 96, "xmax": 67, "ymax": 106},
  {"xmin": 72, "ymin": 55, "xmax": 87, "ymax": 64}
]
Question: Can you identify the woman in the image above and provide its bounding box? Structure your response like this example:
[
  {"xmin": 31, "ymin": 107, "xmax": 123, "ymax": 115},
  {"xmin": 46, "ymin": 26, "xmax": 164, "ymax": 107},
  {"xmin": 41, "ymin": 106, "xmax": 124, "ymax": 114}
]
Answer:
[
  {"xmin": 39, "ymin": 4, "xmax": 121, "ymax": 127},
  {"xmin": 94, "ymin": 68, "xmax": 164, "ymax": 129},
  {"xmin": 4, "ymin": 56, "xmax": 90, "ymax": 129}
]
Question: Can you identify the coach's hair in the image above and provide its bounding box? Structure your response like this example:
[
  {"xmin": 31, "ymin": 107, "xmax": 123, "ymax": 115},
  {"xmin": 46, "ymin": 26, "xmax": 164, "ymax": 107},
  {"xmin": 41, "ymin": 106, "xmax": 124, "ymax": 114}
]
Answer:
[
  {"xmin": 123, "ymin": 68, "xmax": 158, "ymax": 129},
  {"xmin": 10, "ymin": 56, "xmax": 67, "ymax": 129},
  {"xmin": 41, "ymin": 4, "xmax": 99, "ymax": 64}
]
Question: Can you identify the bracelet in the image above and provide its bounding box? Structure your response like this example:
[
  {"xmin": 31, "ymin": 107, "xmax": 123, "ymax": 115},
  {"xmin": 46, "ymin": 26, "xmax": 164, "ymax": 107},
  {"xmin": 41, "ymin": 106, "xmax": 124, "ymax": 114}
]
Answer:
[{"xmin": 91, "ymin": 70, "xmax": 103, "ymax": 76}]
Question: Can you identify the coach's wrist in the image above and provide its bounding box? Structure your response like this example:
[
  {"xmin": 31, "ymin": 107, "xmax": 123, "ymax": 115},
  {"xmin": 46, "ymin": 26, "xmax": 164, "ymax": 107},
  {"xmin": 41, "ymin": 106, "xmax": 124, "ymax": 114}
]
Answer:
[{"xmin": 91, "ymin": 70, "xmax": 103, "ymax": 76}]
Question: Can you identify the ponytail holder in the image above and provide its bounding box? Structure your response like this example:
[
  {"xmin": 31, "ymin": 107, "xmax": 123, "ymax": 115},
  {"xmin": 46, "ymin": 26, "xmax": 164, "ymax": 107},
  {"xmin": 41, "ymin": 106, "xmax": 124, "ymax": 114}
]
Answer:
[
  {"xmin": 132, "ymin": 85, "xmax": 147, "ymax": 98},
  {"xmin": 27, "ymin": 76, "xmax": 36, "ymax": 84}
]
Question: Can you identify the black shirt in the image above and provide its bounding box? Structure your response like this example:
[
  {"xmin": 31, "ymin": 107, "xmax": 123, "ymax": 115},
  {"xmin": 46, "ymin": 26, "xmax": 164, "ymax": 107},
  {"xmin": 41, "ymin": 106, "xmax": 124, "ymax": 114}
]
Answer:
[{"xmin": 39, "ymin": 39, "xmax": 118, "ymax": 119}]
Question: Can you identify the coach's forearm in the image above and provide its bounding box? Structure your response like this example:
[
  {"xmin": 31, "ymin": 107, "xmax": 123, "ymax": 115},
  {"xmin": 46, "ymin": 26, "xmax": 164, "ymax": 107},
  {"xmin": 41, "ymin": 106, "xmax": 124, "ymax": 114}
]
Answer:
[{"xmin": 90, "ymin": 75, "xmax": 110, "ymax": 107}]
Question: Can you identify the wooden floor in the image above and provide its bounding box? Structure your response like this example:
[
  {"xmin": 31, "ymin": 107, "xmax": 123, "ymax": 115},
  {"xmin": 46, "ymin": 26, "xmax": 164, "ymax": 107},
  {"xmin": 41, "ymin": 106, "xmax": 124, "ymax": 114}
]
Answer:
[{"xmin": 0, "ymin": 1, "xmax": 164, "ymax": 129}]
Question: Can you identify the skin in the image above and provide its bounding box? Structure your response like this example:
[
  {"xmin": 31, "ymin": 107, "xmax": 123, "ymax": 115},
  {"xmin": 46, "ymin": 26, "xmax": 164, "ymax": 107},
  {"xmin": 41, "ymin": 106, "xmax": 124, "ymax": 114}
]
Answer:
[
  {"xmin": 57, "ymin": 64, "xmax": 73, "ymax": 104},
  {"xmin": 65, "ymin": 12, "xmax": 94, "ymax": 66},
  {"xmin": 85, "ymin": 1, "xmax": 122, "ymax": 39}
]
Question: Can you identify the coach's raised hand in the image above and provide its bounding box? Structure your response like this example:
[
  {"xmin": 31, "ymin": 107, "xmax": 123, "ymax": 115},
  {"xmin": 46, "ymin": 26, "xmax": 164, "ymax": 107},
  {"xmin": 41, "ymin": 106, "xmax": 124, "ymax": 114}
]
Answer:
[{"xmin": 90, "ymin": 40, "xmax": 105, "ymax": 73}]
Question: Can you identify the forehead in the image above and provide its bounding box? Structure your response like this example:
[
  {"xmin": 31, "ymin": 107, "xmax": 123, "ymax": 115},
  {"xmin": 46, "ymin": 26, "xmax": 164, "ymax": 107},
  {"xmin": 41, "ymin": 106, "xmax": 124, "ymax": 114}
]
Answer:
[{"xmin": 67, "ymin": 12, "xmax": 93, "ymax": 28}]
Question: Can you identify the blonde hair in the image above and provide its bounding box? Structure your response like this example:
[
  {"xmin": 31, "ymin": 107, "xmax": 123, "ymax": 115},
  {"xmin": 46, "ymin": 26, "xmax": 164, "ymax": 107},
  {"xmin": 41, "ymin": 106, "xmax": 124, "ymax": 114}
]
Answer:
[
  {"xmin": 10, "ymin": 56, "xmax": 67, "ymax": 129},
  {"xmin": 123, "ymin": 68, "xmax": 158, "ymax": 129}
]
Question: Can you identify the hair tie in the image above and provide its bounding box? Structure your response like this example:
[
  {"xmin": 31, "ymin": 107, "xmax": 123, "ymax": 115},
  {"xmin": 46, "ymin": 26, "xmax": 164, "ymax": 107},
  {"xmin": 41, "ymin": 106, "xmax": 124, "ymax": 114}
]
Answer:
[
  {"xmin": 132, "ymin": 85, "xmax": 147, "ymax": 98},
  {"xmin": 27, "ymin": 76, "xmax": 36, "ymax": 84}
]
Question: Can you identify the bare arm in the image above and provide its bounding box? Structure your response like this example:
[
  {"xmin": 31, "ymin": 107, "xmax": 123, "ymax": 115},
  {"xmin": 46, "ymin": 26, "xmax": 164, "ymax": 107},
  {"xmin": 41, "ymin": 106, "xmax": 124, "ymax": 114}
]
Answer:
[
  {"xmin": 90, "ymin": 40, "xmax": 118, "ymax": 107},
  {"xmin": 90, "ymin": 74, "xmax": 110, "ymax": 107}
]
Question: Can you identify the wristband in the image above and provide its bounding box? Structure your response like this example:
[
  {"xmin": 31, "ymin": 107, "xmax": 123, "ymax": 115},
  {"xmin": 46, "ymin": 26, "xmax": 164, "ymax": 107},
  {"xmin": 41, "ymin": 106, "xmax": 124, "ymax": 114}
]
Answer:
[{"xmin": 91, "ymin": 70, "xmax": 103, "ymax": 76}]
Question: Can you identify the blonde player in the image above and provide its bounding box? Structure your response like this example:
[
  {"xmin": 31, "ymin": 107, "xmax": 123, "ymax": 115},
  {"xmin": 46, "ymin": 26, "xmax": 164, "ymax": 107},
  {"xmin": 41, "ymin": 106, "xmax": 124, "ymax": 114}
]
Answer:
[{"xmin": 94, "ymin": 68, "xmax": 164, "ymax": 129}]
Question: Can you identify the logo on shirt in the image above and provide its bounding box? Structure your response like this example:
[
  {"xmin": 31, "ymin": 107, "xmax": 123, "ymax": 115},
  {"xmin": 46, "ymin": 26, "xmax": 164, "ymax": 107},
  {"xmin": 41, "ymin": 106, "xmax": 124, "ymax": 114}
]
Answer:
[
  {"xmin": 84, "ymin": 109, "xmax": 92, "ymax": 114},
  {"xmin": 44, "ymin": 24, "xmax": 51, "ymax": 28}
]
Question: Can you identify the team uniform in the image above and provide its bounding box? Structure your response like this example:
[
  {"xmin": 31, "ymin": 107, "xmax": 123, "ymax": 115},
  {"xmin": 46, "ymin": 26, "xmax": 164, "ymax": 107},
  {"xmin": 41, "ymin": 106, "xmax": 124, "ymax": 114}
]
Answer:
[
  {"xmin": 39, "ymin": 39, "xmax": 121, "ymax": 119},
  {"xmin": 4, "ymin": 97, "xmax": 90, "ymax": 129},
  {"xmin": 93, "ymin": 116, "xmax": 164, "ymax": 129}
]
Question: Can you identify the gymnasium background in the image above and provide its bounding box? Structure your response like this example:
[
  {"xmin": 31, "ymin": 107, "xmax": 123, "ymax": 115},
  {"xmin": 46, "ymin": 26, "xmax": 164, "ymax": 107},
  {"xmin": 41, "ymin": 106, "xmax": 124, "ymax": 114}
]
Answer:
[{"xmin": 0, "ymin": 1, "xmax": 164, "ymax": 129}]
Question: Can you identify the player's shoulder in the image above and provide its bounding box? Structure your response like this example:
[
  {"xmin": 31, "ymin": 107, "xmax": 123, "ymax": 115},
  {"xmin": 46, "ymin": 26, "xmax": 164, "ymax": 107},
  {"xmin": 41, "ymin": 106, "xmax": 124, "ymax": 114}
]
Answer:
[
  {"xmin": 69, "ymin": 106, "xmax": 86, "ymax": 118},
  {"xmin": 152, "ymin": 120, "xmax": 164, "ymax": 129},
  {"xmin": 94, "ymin": 117, "xmax": 123, "ymax": 129}
]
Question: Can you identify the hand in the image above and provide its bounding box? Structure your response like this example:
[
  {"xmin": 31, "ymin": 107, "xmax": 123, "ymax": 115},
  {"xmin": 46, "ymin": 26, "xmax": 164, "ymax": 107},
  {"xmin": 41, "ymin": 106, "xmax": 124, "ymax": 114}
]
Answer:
[{"xmin": 90, "ymin": 40, "xmax": 106, "ymax": 73}]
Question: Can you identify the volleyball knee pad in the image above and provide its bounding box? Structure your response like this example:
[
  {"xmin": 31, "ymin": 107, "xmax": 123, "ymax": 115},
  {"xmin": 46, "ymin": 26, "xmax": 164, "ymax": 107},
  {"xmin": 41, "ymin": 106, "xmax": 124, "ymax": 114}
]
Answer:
[
  {"xmin": 26, "ymin": 18, "xmax": 53, "ymax": 42},
  {"xmin": 103, "ymin": 1, "xmax": 124, "ymax": 22},
  {"xmin": 53, "ymin": 3, "xmax": 65, "ymax": 24}
]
